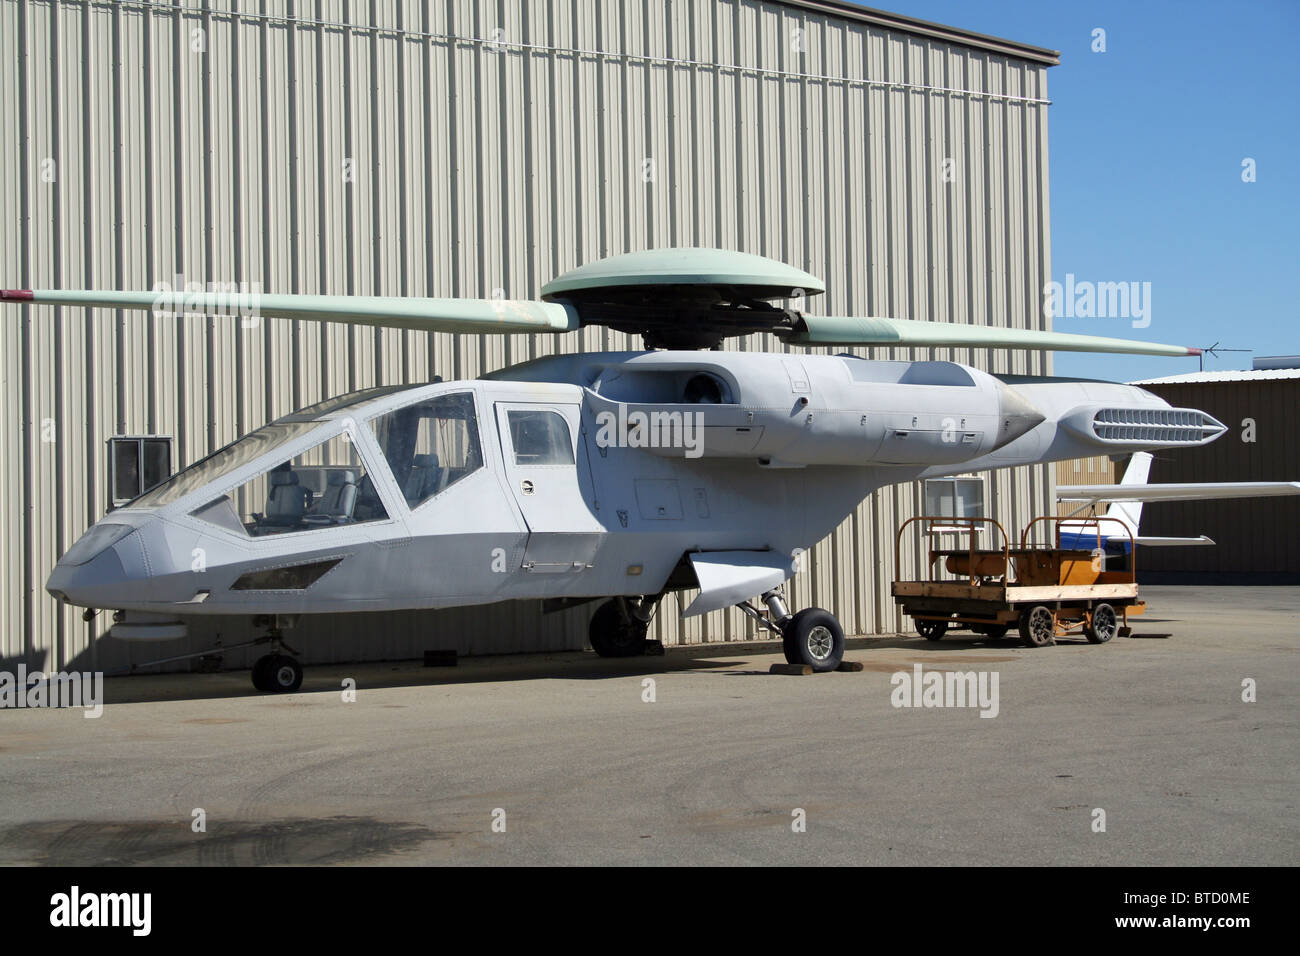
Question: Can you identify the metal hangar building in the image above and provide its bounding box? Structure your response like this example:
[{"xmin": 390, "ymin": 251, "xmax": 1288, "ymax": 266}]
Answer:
[{"xmin": 0, "ymin": 0, "xmax": 1060, "ymax": 671}]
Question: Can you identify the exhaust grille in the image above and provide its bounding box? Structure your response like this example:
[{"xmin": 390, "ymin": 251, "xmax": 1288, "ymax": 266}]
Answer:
[{"xmin": 1092, "ymin": 407, "xmax": 1225, "ymax": 444}]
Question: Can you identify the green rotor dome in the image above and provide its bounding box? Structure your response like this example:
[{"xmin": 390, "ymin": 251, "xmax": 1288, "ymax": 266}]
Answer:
[{"xmin": 541, "ymin": 247, "xmax": 824, "ymax": 301}]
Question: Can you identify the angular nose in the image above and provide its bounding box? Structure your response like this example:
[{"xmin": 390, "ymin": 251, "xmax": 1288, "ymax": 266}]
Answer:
[
  {"xmin": 46, "ymin": 543, "xmax": 129, "ymax": 608},
  {"xmin": 46, "ymin": 520, "xmax": 143, "ymax": 608},
  {"xmin": 993, "ymin": 383, "xmax": 1046, "ymax": 450}
]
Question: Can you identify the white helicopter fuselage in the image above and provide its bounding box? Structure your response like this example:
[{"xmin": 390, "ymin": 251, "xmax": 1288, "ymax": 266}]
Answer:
[{"xmin": 46, "ymin": 350, "xmax": 1225, "ymax": 632}]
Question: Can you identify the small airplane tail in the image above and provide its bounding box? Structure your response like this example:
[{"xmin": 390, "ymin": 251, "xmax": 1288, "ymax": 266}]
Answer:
[
  {"xmin": 1106, "ymin": 451, "xmax": 1153, "ymax": 535},
  {"xmin": 1057, "ymin": 454, "xmax": 1300, "ymax": 551},
  {"xmin": 1058, "ymin": 453, "xmax": 1149, "ymax": 550}
]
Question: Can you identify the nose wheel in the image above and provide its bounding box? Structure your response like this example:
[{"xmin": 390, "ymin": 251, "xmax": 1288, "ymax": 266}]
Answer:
[
  {"xmin": 249, "ymin": 622, "xmax": 304, "ymax": 692},
  {"xmin": 589, "ymin": 596, "xmax": 662, "ymax": 657},
  {"xmin": 251, "ymin": 653, "xmax": 304, "ymax": 693}
]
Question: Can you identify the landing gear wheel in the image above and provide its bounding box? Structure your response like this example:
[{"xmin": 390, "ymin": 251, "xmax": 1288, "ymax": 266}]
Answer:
[
  {"xmin": 1019, "ymin": 605, "xmax": 1057, "ymax": 648},
  {"xmin": 916, "ymin": 619, "xmax": 948, "ymax": 642},
  {"xmin": 974, "ymin": 624, "xmax": 1010, "ymax": 640},
  {"xmin": 782, "ymin": 608, "xmax": 844, "ymax": 672},
  {"xmin": 589, "ymin": 600, "xmax": 648, "ymax": 658},
  {"xmin": 251, "ymin": 654, "xmax": 276, "ymax": 692},
  {"xmin": 1086, "ymin": 603, "xmax": 1118, "ymax": 644},
  {"xmin": 266, "ymin": 654, "xmax": 304, "ymax": 693}
]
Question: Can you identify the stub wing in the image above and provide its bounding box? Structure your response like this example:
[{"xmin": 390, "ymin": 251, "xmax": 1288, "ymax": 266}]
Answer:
[{"xmin": 682, "ymin": 551, "xmax": 790, "ymax": 618}]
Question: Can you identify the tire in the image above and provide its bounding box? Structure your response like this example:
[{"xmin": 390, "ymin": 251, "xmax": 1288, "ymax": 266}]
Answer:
[
  {"xmin": 1018, "ymin": 605, "xmax": 1056, "ymax": 648},
  {"xmin": 266, "ymin": 654, "xmax": 304, "ymax": 693},
  {"xmin": 251, "ymin": 654, "xmax": 276, "ymax": 692},
  {"xmin": 1086, "ymin": 603, "xmax": 1118, "ymax": 644},
  {"xmin": 588, "ymin": 599, "xmax": 648, "ymax": 658},
  {"xmin": 916, "ymin": 619, "xmax": 948, "ymax": 642},
  {"xmin": 782, "ymin": 608, "xmax": 845, "ymax": 672},
  {"xmin": 974, "ymin": 624, "xmax": 1010, "ymax": 640}
]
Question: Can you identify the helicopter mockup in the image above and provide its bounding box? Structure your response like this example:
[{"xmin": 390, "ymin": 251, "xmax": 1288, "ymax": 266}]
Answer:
[{"xmin": 5, "ymin": 248, "xmax": 1227, "ymax": 690}]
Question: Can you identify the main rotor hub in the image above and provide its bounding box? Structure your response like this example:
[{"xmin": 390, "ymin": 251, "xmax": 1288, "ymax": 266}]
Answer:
[
  {"xmin": 542, "ymin": 247, "xmax": 824, "ymax": 300},
  {"xmin": 541, "ymin": 248, "xmax": 824, "ymax": 349}
]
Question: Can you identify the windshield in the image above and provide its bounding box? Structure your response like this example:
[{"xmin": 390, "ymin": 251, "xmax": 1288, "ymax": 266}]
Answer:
[
  {"xmin": 126, "ymin": 421, "xmax": 320, "ymax": 509},
  {"xmin": 191, "ymin": 430, "xmax": 388, "ymax": 536}
]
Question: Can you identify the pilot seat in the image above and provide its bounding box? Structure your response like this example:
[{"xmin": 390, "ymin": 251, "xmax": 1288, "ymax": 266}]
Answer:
[
  {"xmin": 261, "ymin": 464, "xmax": 312, "ymax": 527},
  {"xmin": 402, "ymin": 453, "xmax": 445, "ymax": 503},
  {"xmin": 304, "ymin": 469, "xmax": 359, "ymax": 525}
]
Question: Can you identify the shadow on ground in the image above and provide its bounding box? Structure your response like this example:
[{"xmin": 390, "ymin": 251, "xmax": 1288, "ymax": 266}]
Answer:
[
  {"xmin": 40, "ymin": 632, "xmax": 1065, "ymax": 706},
  {"xmin": 0, "ymin": 816, "xmax": 440, "ymax": 866}
]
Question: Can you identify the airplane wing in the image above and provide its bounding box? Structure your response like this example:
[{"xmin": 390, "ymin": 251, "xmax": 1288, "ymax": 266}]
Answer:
[
  {"xmin": 1057, "ymin": 481, "xmax": 1300, "ymax": 506},
  {"xmin": 1132, "ymin": 535, "xmax": 1216, "ymax": 547}
]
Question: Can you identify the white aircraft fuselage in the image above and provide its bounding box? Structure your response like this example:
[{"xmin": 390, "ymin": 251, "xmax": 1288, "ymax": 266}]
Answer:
[{"xmin": 46, "ymin": 351, "xmax": 1226, "ymax": 632}]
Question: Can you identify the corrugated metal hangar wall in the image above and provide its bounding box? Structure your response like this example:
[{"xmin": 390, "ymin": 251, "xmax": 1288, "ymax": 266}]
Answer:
[{"xmin": 1, "ymin": 0, "xmax": 1057, "ymax": 672}]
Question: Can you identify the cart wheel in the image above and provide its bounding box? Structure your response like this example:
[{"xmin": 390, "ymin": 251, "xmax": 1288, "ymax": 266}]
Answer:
[
  {"xmin": 1018, "ymin": 605, "xmax": 1056, "ymax": 648},
  {"xmin": 1086, "ymin": 603, "xmax": 1118, "ymax": 644},
  {"xmin": 974, "ymin": 624, "xmax": 1009, "ymax": 640},
  {"xmin": 916, "ymin": 619, "xmax": 948, "ymax": 642}
]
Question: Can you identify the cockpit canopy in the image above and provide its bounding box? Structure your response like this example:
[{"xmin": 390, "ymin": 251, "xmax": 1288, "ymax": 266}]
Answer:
[{"xmin": 125, "ymin": 386, "xmax": 486, "ymax": 537}]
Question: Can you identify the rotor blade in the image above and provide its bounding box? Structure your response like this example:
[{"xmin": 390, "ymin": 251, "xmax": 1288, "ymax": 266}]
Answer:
[
  {"xmin": 783, "ymin": 314, "xmax": 1201, "ymax": 357},
  {"xmin": 0, "ymin": 289, "xmax": 580, "ymax": 335}
]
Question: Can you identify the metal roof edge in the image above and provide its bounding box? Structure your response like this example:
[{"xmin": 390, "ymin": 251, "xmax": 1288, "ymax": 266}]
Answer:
[
  {"xmin": 1129, "ymin": 369, "xmax": 1300, "ymax": 385},
  {"xmin": 771, "ymin": 0, "xmax": 1061, "ymax": 66}
]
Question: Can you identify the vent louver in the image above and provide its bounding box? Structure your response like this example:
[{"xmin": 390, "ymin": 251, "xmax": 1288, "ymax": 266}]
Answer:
[
  {"xmin": 1091, "ymin": 407, "xmax": 1225, "ymax": 444},
  {"xmin": 232, "ymin": 558, "xmax": 343, "ymax": 591}
]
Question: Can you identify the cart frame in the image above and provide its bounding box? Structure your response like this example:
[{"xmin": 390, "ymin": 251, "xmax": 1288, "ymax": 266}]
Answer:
[{"xmin": 891, "ymin": 515, "xmax": 1144, "ymax": 645}]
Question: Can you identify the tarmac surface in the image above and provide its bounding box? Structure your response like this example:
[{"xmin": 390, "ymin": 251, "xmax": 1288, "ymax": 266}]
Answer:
[{"xmin": 1, "ymin": 586, "xmax": 1296, "ymax": 866}]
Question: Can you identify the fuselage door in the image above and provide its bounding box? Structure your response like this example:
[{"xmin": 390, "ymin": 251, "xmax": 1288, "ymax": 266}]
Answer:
[{"xmin": 494, "ymin": 402, "xmax": 603, "ymax": 573}]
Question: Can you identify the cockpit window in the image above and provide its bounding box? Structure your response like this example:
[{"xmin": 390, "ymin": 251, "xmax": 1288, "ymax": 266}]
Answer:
[
  {"xmin": 370, "ymin": 392, "xmax": 484, "ymax": 509},
  {"xmin": 507, "ymin": 410, "xmax": 574, "ymax": 465},
  {"xmin": 128, "ymin": 421, "xmax": 318, "ymax": 509},
  {"xmin": 192, "ymin": 431, "xmax": 389, "ymax": 536}
]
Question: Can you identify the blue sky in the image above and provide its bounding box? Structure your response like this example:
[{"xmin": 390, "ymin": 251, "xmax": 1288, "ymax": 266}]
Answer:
[{"xmin": 881, "ymin": 0, "xmax": 1299, "ymax": 381}]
